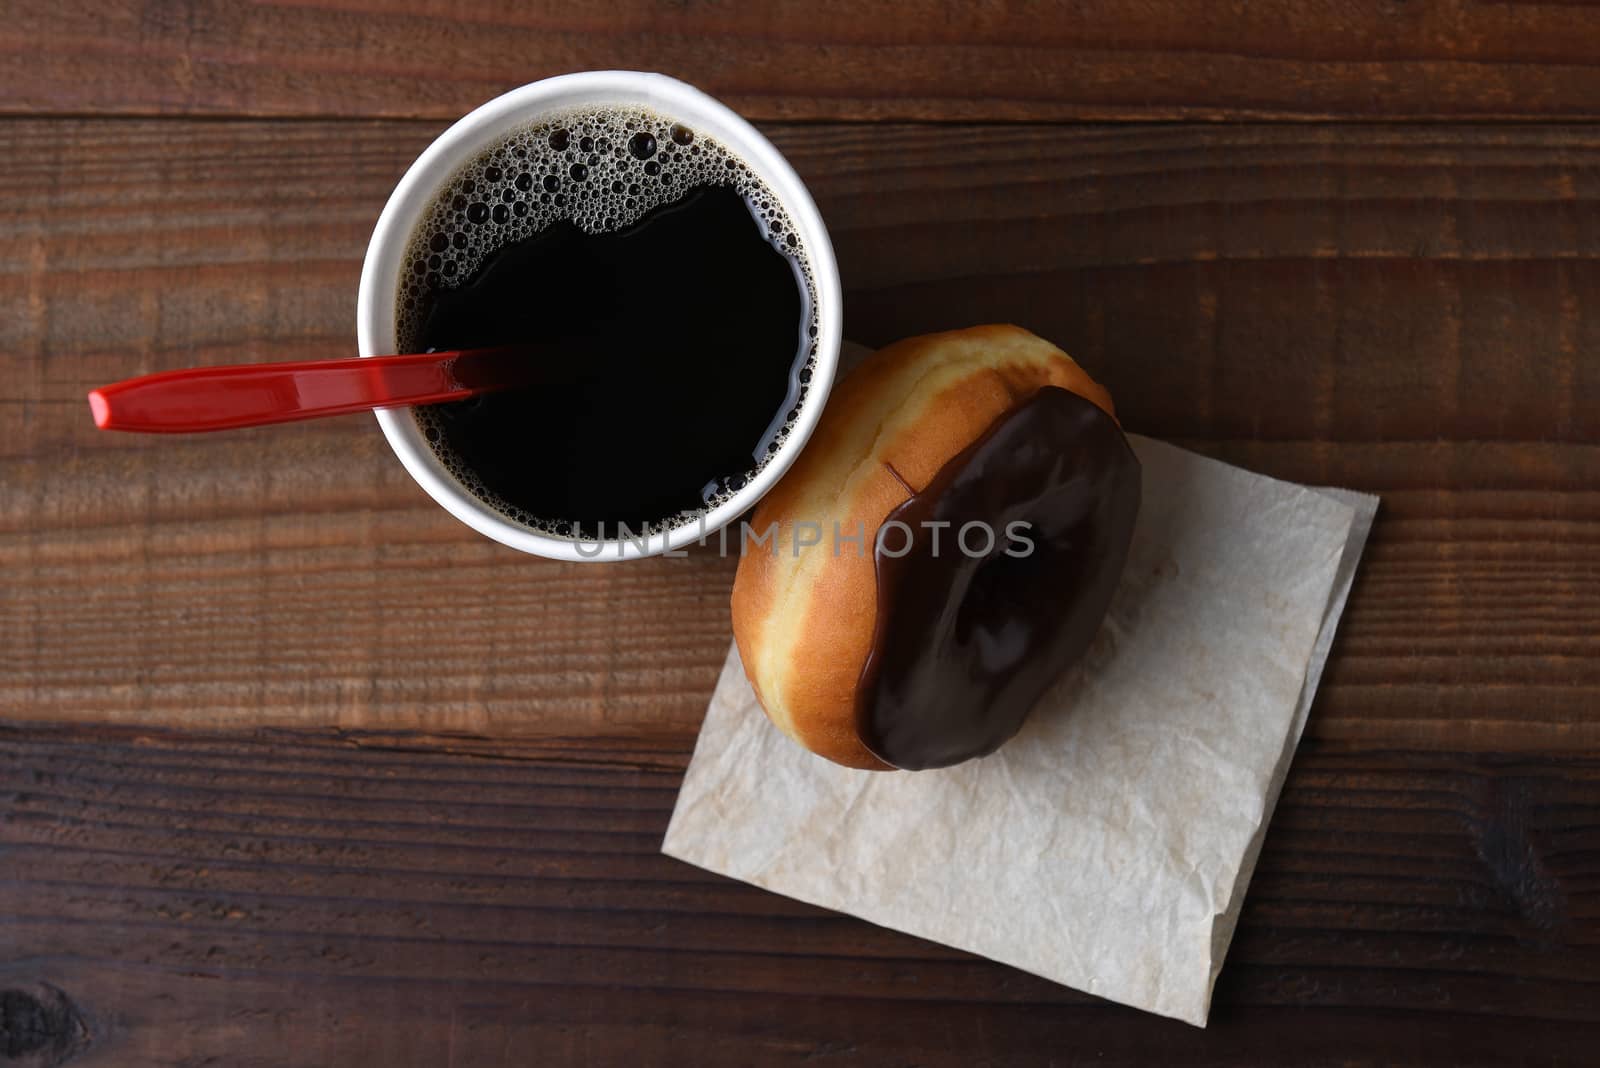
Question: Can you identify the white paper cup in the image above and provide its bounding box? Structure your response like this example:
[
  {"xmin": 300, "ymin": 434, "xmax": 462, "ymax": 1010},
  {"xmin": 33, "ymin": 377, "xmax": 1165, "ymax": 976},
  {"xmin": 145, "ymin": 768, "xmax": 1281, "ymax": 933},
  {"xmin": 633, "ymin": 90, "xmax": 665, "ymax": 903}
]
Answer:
[{"xmin": 357, "ymin": 72, "xmax": 841, "ymax": 562}]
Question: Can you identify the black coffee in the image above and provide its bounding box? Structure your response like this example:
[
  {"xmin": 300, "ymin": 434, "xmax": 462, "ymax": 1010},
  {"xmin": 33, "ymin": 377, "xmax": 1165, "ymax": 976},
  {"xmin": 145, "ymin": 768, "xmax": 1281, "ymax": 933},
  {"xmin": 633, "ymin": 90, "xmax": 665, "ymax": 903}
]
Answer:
[{"xmin": 398, "ymin": 107, "xmax": 817, "ymax": 538}]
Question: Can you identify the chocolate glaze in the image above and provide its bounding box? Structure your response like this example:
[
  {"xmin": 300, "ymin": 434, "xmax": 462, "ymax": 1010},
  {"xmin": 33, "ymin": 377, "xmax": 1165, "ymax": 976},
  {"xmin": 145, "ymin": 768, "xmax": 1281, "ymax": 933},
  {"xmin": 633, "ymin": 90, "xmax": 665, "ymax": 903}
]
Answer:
[{"xmin": 856, "ymin": 386, "xmax": 1141, "ymax": 770}]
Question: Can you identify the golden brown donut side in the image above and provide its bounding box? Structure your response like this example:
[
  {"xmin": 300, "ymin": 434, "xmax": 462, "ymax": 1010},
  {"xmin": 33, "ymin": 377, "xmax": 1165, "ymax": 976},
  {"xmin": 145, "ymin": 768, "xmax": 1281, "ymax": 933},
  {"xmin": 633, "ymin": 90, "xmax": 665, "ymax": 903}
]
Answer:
[{"xmin": 730, "ymin": 324, "xmax": 1116, "ymax": 770}]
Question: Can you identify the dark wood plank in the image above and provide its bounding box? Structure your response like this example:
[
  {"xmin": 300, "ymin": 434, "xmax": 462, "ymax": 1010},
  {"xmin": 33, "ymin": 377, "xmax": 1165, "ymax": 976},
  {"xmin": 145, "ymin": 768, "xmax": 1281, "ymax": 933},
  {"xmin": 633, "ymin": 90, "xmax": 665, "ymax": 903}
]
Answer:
[
  {"xmin": 4, "ymin": 120, "xmax": 1598, "ymax": 751},
  {"xmin": 9, "ymin": 1, "xmax": 1600, "ymax": 121},
  {"xmin": 0, "ymin": 725, "xmax": 1595, "ymax": 1065}
]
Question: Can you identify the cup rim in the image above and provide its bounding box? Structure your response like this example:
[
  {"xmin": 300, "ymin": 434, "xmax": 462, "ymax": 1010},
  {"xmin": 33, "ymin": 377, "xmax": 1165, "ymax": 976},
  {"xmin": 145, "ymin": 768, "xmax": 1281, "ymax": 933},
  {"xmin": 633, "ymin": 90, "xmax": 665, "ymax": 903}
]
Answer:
[{"xmin": 356, "ymin": 71, "xmax": 841, "ymax": 562}]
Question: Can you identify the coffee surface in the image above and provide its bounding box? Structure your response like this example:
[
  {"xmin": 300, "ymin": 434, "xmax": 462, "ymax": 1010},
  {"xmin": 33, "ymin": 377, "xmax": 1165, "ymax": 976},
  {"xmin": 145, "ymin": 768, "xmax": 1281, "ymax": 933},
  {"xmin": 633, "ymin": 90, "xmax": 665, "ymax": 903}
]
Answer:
[
  {"xmin": 856, "ymin": 387, "xmax": 1142, "ymax": 770},
  {"xmin": 416, "ymin": 186, "xmax": 805, "ymax": 535},
  {"xmin": 399, "ymin": 107, "xmax": 816, "ymax": 536}
]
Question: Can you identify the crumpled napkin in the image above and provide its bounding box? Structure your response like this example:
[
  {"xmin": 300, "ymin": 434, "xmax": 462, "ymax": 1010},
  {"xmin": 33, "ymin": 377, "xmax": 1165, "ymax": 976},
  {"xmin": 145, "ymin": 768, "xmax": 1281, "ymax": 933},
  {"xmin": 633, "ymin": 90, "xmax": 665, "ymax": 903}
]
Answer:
[{"xmin": 663, "ymin": 435, "xmax": 1377, "ymax": 1026}]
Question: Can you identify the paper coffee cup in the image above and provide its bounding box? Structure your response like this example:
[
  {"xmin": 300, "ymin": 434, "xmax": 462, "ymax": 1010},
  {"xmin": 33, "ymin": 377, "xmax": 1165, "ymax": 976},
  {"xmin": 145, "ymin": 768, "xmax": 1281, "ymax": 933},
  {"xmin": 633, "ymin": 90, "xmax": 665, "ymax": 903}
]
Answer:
[{"xmin": 357, "ymin": 71, "xmax": 841, "ymax": 562}]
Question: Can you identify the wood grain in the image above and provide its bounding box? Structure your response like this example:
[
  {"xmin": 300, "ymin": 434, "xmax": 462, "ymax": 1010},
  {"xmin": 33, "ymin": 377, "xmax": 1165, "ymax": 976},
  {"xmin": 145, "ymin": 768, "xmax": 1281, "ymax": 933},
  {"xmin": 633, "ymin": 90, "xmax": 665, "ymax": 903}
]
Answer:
[
  {"xmin": 8, "ymin": 1, "xmax": 1600, "ymax": 122},
  {"xmin": 10, "ymin": 8, "xmax": 1600, "ymax": 1062},
  {"xmin": 3, "ymin": 120, "xmax": 1598, "ymax": 750},
  {"xmin": 0, "ymin": 725, "xmax": 1595, "ymax": 1065}
]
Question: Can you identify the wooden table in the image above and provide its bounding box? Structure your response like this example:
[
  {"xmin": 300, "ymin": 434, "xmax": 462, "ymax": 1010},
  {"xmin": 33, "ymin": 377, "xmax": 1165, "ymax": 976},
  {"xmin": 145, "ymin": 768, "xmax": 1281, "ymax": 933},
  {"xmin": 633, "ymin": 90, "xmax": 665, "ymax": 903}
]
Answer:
[{"xmin": 4, "ymin": 4, "xmax": 1599, "ymax": 1064}]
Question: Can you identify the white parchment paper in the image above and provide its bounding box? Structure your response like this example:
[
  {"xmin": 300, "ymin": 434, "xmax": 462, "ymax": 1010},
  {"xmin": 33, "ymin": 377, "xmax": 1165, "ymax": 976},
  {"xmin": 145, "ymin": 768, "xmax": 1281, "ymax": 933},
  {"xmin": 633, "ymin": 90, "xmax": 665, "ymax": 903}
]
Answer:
[{"xmin": 663, "ymin": 435, "xmax": 1378, "ymax": 1026}]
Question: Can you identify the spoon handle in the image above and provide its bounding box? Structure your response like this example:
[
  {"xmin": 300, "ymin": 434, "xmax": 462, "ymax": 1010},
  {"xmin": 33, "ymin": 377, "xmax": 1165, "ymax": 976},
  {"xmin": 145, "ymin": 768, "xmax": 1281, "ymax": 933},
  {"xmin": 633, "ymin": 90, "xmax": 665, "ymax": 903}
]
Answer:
[{"xmin": 88, "ymin": 346, "xmax": 549, "ymax": 433}]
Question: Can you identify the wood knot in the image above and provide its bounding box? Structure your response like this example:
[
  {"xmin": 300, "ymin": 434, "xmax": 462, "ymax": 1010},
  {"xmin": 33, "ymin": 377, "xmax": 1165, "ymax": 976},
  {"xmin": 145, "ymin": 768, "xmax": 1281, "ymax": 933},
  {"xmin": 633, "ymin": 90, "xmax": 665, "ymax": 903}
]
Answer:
[
  {"xmin": 0, "ymin": 984, "xmax": 89, "ymax": 1067},
  {"xmin": 1471, "ymin": 774, "xmax": 1569, "ymax": 936}
]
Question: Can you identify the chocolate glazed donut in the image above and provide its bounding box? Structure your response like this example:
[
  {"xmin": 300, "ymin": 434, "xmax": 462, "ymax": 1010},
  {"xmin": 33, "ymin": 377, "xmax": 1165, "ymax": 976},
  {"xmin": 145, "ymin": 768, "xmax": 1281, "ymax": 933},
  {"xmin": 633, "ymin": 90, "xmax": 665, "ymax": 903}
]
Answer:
[
  {"xmin": 857, "ymin": 387, "xmax": 1141, "ymax": 770},
  {"xmin": 731, "ymin": 325, "xmax": 1137, "ymax": 771}
]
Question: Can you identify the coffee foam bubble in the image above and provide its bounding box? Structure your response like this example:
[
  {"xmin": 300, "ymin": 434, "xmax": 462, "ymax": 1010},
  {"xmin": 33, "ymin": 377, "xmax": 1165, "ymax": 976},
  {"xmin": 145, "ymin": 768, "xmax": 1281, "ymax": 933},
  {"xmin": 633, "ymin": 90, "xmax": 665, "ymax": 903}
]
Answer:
[{"xmin": 398, "ymin": 106, "xmax": 818, "ymax": 540}]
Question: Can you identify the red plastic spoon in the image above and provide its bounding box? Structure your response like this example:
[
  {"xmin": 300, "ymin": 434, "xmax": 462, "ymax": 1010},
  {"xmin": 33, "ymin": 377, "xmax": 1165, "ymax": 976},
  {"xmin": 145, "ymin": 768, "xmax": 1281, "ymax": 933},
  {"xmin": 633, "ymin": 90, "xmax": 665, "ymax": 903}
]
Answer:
[{"xmin": 87, "ymin": 345, "xmax": 571, "ymax": 433}]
